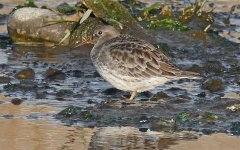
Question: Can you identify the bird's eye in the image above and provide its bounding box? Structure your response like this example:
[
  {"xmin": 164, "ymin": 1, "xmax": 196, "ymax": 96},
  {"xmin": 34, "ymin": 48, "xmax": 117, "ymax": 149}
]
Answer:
[{"xmin": 98, "ymin": 31, "xmax": 102, "ymax": 35}]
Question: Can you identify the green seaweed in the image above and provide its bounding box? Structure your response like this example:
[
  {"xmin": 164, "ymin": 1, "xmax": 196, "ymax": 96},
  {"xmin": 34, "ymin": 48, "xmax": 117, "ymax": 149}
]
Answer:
[
  {"xmin": 142, "ymin": 3, "xmax": 162, "ymax": 19},
  {"xmin": 202, "ymin": 112, "xmax": 220, "ymax": 122},
  {"xmin": 16, "ymin": 0, "xmax": 38, "ymax": 9},
  {"xmin": 80, "ymin": 110, "xmax": 94, "ymax": 121},
  {"xmin": 58, "ymin": 106, "xmax": 82, "ymax": 117},
  {"xmin": 176, "ymin": 112, "xmax": 190, "ymax": 122},
  {"xmin": 147, "ymin": 18, "xmax": 190, "ymax": 31}
]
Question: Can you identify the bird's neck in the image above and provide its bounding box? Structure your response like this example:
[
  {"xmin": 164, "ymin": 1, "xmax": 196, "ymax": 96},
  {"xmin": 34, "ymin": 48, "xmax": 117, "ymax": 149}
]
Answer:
[
  {"xmin": 90, "ymin": 39, "xmax": 106, "ymax": 62},
  {"xmin": 90, "ymin": 35, "xmax": 118, "ymax": 61}
]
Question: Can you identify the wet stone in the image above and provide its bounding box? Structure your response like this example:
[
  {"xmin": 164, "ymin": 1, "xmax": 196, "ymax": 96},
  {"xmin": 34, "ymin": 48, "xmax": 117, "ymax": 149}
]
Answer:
[
  {"xmin": 56, "ymin": 89, "xmax": 74, "ymax": 97},
  {"xmin": 8, "ymin": 7, "xmax": 73, "ymax": 44},
  {"xmin": 202, "ymin": 77, "xmax": 224, "ymax": 92},
  {"xmin": 15, "ymin": 68, "xmax": 35, "ymax": 80},
  {"xmin": 45, "ymin": 67, "xmax": 66, "ymax": 80},
  {"xmin": 203, "ymin": 61, "xmax": 225, "ymax": 74},
  {"xmin": 150, "ymin": 91, "xmax": 170, "ymax": 101},
  {"xmin": 11, "ymin": 98, "xmax": 23, "ymax": 105},
  {"xmin": 73, "ymin": 70, "xmax": 83, "ymax": 78},
  {"xmin": 0, "ymin": 76, "xmax": 11, "ymax": 84}
]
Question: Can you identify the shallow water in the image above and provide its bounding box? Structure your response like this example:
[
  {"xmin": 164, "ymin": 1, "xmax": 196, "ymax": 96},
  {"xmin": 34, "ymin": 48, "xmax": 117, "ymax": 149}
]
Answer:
[{"xmin": 0, "ymin": 0, "xmax": 240, "ymax": 150}]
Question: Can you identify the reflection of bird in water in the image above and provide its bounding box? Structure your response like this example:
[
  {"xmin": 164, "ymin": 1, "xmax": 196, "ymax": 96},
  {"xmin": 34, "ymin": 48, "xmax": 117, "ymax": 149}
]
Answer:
[{"xmin": 90, "ymin": 25, "xmax": 200, "ymax": 102}]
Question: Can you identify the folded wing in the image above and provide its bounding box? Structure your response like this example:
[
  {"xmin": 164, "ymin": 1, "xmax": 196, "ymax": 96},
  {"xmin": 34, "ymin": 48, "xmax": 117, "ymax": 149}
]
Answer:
[{"xmin": 100, "ymin": 35, "xmax": 194, "ymax": 79}]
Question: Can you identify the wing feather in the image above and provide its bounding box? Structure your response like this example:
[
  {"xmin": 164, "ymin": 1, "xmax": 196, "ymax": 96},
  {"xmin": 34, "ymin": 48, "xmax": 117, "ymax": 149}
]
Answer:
[{"xmin": 99, "ymin": 35, "xmax": 186, "ymax": 79}]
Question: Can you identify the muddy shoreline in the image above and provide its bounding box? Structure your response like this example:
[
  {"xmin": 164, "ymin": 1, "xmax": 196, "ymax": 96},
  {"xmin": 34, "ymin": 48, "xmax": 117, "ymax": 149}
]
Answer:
[{"xmin": 0, "ymin": 0, "xmax": 240, "ymax": 149}]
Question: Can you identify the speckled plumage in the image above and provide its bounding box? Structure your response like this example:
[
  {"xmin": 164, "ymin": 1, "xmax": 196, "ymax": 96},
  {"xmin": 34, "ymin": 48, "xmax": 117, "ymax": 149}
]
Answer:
[{"xmin": 90, "ymin": 26, "xmax": 199, "ymax": 100}]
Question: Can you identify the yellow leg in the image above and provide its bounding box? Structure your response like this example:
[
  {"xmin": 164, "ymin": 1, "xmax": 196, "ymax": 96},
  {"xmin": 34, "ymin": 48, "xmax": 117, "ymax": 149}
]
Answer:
[{"xmin": 129, "ymin": 90, "xmax": 137, "ymax": 102}]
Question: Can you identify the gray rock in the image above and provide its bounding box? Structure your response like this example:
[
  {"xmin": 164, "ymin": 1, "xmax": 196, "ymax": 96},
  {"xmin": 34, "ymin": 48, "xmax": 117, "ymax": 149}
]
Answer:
[
  {"xmin": 15, "ymin": 68, "xmax": 35, "ymax": 80},
  {"xmin": 7, "ymin": 7, "xmax": 73, "ymax": 45}
]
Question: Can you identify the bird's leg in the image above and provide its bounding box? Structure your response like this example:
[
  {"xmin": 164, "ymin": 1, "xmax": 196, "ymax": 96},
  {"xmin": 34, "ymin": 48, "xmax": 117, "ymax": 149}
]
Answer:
[{"xmin": 129, "ymin": 90, "xmax": 137, "ymax": 102}]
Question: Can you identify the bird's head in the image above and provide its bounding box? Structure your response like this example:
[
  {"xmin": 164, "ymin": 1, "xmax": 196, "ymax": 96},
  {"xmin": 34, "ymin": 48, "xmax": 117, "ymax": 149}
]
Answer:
[{"xmin": 92, "ymin": 25, "xmax": 120, "ymax": 45}]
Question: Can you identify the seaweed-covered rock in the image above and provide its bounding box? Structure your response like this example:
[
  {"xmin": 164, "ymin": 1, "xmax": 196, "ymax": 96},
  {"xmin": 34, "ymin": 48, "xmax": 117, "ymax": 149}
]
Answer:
[
  {"xmin": 7, "ymin": 7, "xmax": 74, "ymax": 45},
  {"xmin": 202, "ymin": 77, "xmax": 224, "ymax": 92},
  {"xmin": 57, "ymin": 106, "xmax": 82, "ymax": 117},
  {"xmin": 82, "ymin": 0, "xmax": 153, "ymax": 42},
  {"xmin": 69, "ymin": 17, "xmax": 101, "ymax": 48},
  {"xmin": 56, "ymin": 2, "xmax": 77, "ymax": 15}
]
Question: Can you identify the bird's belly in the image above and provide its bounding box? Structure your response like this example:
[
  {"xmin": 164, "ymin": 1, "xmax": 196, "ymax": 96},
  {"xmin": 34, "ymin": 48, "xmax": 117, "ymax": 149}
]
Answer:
[{"xmin": 96, "ymin": 66, "xmax": 170, "ymax": 92}]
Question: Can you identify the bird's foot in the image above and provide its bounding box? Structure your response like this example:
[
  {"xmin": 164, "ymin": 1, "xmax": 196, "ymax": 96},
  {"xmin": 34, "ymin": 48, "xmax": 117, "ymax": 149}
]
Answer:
[{"xmin": 129, "ymin": 90, "xmax": 137, "ymax": 103}]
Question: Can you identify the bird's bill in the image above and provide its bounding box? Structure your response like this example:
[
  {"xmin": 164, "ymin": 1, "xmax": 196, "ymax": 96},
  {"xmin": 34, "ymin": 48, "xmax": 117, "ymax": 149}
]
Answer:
[
  {"xmin": 73, "ymin": 36, "xmax": 93, "ymax": 48},
  {"xmin": 84, "ymin": 36, "xmax": 94, "ymax": 44}
]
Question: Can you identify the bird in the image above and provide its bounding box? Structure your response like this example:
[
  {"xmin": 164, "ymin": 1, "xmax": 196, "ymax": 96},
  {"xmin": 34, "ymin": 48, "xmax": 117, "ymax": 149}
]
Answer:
[{"xmin": 90, "ymin": 25, "xmax": 200, "ymax": 102}]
